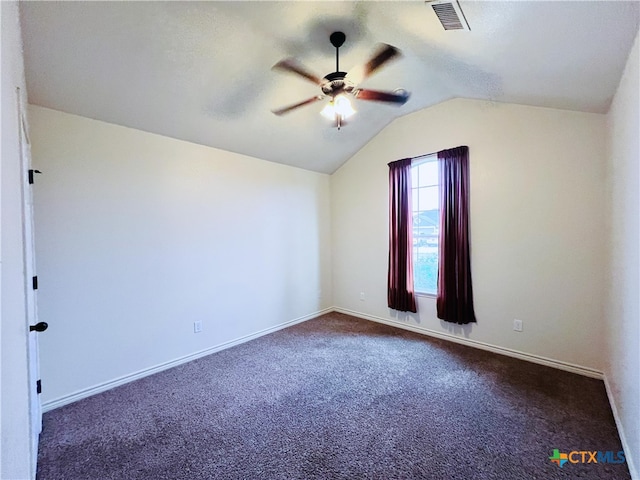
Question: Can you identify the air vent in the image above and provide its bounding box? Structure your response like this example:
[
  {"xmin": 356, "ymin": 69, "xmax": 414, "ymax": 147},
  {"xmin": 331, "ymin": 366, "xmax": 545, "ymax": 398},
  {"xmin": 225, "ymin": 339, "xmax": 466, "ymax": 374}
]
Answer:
[{"xmin": 428, "ymin": 1, "xmax": 470, "ymax": 31}]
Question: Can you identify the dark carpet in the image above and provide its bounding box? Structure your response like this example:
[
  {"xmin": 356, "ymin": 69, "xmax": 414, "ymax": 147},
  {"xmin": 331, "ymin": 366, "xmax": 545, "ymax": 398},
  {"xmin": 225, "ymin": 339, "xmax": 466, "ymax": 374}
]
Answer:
[{"xmin": 37, "ymin": 312, "xmax": 630, "ymax": 479}]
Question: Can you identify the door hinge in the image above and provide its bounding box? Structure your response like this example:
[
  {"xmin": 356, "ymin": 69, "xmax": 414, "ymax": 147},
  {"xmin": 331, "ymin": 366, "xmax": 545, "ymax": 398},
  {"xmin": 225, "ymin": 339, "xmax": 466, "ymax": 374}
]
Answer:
[
  {"xmin": 36, "ymin": 379, "xmax": 42, "ymax": 394},
  {"xmin": 28, "ymin": 169, "xmax": 42, "ymax": 185},
  {"xmin": 32, "ymin": 276, "xmax": 38, "ymax": 290}
]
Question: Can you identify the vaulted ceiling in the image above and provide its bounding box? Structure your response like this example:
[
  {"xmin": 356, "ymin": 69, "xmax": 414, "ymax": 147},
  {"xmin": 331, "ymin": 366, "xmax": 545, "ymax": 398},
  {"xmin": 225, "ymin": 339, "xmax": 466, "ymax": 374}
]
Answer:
[{"xmin": 20, "ymin": 1, "xmax": 640, "ymax": 174}]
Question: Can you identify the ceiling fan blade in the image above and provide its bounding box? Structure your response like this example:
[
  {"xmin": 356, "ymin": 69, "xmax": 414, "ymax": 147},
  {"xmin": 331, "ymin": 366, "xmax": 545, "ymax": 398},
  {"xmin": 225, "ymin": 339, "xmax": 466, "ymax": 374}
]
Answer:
[
  {"xmin": 271, "ymin": 95, "xmax": 324, "ymax": 116},
  {"xmin": 272, "ymin": 58, "xmax": 324, "ymax": 86},
  {"xmin": 347, "ymin": 44, "xmax": 401, "ymax": 85},
  {"xmin": 353, "ymin": 89, "xmax": 410, "ymax": 105}
]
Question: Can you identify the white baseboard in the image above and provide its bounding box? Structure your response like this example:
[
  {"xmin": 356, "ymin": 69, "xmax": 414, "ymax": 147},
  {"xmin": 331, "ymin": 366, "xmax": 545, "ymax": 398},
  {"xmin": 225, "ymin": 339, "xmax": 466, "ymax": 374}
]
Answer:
[
  {"xmin": 333, "ymin": 307, "xmax": 604, "ymax": 379},
  {"xmin": 43, "ymin": 305, "xmax": 604, "ymax": 410},
  {"xmin": 603, "ymin": 375, "xmax": 638, "ymax": 480},
  {"xmin": 42, "ymin": 307, "xmax": 333, "ymax": 412}
]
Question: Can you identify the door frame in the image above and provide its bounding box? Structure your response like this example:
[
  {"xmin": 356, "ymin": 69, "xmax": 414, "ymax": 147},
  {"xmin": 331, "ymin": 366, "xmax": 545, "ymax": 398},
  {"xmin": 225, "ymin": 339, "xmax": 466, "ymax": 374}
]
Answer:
[{"xmin": 17, "ymin": 86, "xmax": 43, "ymax": 475}]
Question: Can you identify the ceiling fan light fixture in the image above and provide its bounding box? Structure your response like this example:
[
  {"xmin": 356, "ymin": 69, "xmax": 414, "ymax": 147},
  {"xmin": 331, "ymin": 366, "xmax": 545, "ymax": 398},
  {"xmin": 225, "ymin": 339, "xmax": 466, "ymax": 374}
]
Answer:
[{"xmin": 321, "ymin": 94, "xmax": 356, "ymax": 121}]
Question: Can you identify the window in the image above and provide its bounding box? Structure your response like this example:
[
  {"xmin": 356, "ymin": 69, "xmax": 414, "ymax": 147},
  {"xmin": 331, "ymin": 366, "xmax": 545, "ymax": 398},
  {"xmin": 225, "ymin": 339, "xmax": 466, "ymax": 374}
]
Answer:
[{"xmin": 411, "ymin": 155, "xmax": 439, "ymax": 295}]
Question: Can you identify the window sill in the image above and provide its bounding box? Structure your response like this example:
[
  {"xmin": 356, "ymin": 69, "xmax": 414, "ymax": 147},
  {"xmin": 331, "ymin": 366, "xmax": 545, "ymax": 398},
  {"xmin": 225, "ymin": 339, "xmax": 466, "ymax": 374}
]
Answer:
[{"xmin": 415, "ymin": 292, "xmax": 436, "ymax": 299}]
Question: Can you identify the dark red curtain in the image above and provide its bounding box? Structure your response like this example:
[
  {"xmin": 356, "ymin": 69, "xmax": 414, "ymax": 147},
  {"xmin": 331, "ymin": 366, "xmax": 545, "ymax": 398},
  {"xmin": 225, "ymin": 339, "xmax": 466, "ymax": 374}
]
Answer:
[
  {"xmin": 437, "ymin": 146, "xmax": 476, "ymax": 324},
  {"xmin": 387, "ymin": 158, "xmax": 417, "ymax": 313}
]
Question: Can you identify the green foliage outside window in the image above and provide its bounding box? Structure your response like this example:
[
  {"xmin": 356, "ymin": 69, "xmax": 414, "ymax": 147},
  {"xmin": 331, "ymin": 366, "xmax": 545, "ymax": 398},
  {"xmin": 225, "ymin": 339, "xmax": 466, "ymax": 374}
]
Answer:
[{"xmin": 414, "ymin": 252, "xmax": 438, "ymax": 294}]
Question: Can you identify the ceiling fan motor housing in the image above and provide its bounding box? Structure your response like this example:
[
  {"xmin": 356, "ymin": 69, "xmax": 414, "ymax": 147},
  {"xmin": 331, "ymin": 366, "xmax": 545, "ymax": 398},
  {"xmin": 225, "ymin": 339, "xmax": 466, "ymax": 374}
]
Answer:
[{"xmin": 322, "ymin": 71, "xmax": 354, "ymax": 96}]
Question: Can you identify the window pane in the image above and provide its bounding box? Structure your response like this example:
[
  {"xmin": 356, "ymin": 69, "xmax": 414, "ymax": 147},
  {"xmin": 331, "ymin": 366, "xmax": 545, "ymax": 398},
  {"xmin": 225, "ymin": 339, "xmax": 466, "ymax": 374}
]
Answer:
[
  {"xmin": 411, "ymin": 164, "xmax": 419, "ymax": 187},
  {"xmin": 414, "ymin": 250, "xmax": 438, "ymax": 294},
  {"xmin": 419, "ymin": 186, "xmax": 438, "ymax": 212},
  {"xmin": 419, "ymin": 161, "xmax": 438, "ymax": 187}
]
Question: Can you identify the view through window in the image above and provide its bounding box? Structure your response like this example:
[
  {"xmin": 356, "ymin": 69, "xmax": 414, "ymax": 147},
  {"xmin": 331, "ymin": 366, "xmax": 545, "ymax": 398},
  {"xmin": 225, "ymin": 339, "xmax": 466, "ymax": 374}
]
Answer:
[{"xmin": 411, "ymin": 156, "xmax": 439, "ymax": 294}]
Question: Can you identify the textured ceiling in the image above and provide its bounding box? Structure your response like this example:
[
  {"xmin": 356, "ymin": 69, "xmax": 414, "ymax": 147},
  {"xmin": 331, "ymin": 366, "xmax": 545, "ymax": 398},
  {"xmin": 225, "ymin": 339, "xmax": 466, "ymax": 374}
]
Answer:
[{"xmin": 20, "ymin": 1, "xmax": 640, "ymax": 174}]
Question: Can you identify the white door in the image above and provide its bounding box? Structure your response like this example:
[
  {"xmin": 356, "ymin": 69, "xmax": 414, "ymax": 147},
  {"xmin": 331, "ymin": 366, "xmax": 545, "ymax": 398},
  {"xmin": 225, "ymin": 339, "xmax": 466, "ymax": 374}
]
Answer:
[{"xmin": 17, "ymin": 87, "xmax": 43, "ymax": 473}]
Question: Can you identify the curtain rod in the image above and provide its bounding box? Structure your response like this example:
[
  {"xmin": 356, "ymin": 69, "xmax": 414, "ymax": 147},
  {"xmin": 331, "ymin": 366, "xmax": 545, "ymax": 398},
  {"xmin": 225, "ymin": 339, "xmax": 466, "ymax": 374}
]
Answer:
[
  {"xmin": 412, "ymin": 151, "xmax": 437, "ymax": 159},
  {"xmin": 389, "ymin": 151, "xmax": 436, "ymax": 167}
]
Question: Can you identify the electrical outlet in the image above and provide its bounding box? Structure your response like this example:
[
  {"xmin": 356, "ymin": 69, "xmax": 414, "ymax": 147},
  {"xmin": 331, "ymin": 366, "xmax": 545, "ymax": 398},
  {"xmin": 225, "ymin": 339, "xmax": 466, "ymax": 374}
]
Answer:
[
  {"xmin": 513, "ymin": 319, "xmax": 523, "ymax": 332},
  {"xmin": 194, "ymin": 321, "xmax": 202, "ymax": 333},
  {"xmin": 359, "ymin": 292, "xmax": 365, "ymax": 301}
]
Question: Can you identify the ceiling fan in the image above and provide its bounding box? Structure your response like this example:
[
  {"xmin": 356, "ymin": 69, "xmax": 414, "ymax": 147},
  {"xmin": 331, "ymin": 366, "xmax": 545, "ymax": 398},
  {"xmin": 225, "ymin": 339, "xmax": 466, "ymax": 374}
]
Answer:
[{"xmin": 271, "ymin": 31, "xmax": 410, "ymax": 129}]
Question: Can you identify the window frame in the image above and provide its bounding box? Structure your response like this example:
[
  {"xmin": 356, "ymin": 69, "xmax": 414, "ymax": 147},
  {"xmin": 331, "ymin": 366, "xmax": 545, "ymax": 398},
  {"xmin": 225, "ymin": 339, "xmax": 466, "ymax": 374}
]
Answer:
[{"xmin": 411, "ymin": 154, "xmax": 439, "ymax": 297}]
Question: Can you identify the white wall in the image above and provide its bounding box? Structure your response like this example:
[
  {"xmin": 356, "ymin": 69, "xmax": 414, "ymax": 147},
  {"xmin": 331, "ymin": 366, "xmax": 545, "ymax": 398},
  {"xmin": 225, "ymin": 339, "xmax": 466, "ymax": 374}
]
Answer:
[
  {"xmin": 29, "ymin": 106, "xmax": 332, "ymax": 406},
  {"xmin": 0, "ymin": 2, "xmax": 35, "ymax": 478},
  {"xmin": 332, "ymin": 98, "xmax": 607, "ymax": 372},
  {"xmin": 605, "ymin": 29, "xmax": 639, "ymax": 479}
]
